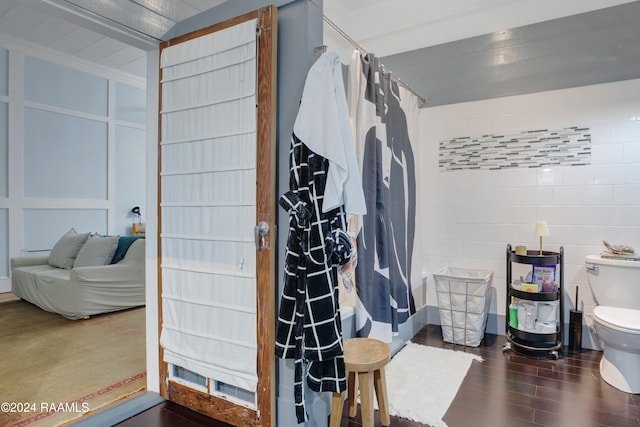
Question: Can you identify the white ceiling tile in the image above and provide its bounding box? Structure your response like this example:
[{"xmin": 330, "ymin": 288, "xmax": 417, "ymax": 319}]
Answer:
[
  {"xmin": 118, "ymin": 55, "xmax": 147, "ymax": 77},
  {"xmin": 0, "ymin": 0, "xmax": 224, "ymax": 78},
  {"xmin": 51, "ymin": 27, "xmax": 104, "ymax": 54},
  {"xmin": 65, "ymin": 0, "xmax": 176, "ymax": 39},
  {"xmin": 180, "ymin": 0, "xmax": 226, "ymax": 15},
  {"xmin": 0, "ymin": 3, "xmax": 49, "ymax": 38},
  {"xmin": 19, "ymin": 16, "xmax": 78, "ymax": 47},
  {"xmin": 130, "ymin": 0, "xmax": 199, "ymax": 23},
  {"xmin": 0, "ymin": 0, "xmax": 20, "ymax": 18},
  {"xmin": 75, "ymin": 37, "xmax": 131, "ymax": 62},
  {"xmin": 99, "ymin": 45, "xmax": 147, "ymax": 68}
]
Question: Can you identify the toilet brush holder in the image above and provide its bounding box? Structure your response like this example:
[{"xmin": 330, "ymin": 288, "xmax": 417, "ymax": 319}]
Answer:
[
  {"xmin": 569, "ymin": 310, "xmax": 582, "ymax": 350},
  {"xmin": 569, "ymin": 286, "xmax": 583, "ymax": 351}
]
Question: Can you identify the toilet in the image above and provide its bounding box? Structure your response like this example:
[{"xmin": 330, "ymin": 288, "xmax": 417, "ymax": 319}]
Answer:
[{"xmin": 585, "ymin": 255, "xmax": 640, "ymax": 394}]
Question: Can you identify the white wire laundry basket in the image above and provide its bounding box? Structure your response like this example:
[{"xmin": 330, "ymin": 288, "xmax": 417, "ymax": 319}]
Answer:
[{"xmin": 433, "ymin": 267, "xmax": 494, "ymax": 347}]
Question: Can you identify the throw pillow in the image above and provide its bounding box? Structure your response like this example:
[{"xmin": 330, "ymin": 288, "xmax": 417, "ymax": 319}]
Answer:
[
  {"xmin": 111, "ymin": 236, "xmax": 143, "ymax": 264},
  {"xmin": 73, "ymin": 234, "xmax": 120, "ymax": 268},
  {"xmin": 49, "ymin": 228, "xmax": 91, "ymax": 269}
]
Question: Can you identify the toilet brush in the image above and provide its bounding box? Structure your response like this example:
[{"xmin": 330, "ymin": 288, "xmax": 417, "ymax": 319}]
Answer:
[{"xmin": 569, "ymin": 286, "xmax": 583, "ymax": 351}]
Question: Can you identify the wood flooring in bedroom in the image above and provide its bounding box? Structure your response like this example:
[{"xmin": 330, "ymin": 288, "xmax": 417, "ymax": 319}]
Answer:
[
  {"xmin": 0, "ymin": 292, "xmax": 18, "ymax": 303},
  {"xmin": 114, "ymin": 324, "xmax": 640, "ymax": 427}
]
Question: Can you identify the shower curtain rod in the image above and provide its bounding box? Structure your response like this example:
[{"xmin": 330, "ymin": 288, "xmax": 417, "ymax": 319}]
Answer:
[{"xmin": 322, "ymin": 15, "xmax": 428, "ymax": 107}]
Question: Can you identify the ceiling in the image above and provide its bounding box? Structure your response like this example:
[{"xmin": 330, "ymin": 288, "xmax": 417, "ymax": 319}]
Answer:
[
  {"xmin": 381, "ymin": 1, "xmax": 640, "ymax": 106},
  {"xmin": 323, "ymin": 0, "xmax": 637, "ymax": 57},
  {"xmin": 324, "ymin": 0, "xmax": 640, "ymax": 107},
  {"xmin": 0, "ymin": 0, "xmax": 227, "ymax": 78},
  {"xmin": 0, "ymin": 0, "xmax": 638, "ymax": 105}
]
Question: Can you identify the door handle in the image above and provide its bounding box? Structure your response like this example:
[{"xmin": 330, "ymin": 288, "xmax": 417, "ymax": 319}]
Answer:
[{"xmin": 255, "ymin": 221, "xmax": 269, "ymax": 250}]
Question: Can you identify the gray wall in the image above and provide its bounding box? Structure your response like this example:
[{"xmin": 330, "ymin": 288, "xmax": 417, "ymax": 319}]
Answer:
[{"xmin": 275, "ymin": 3, "xmax": 326, "ymax": 425}]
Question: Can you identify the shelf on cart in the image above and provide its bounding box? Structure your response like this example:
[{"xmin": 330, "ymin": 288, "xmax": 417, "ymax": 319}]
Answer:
[
  {"xmin": 508, "ymin": 326, "xmax": 559, "ymax": 344},
  {"xmin": 509, "ymin": 251, "xmax": 559, "ymax": 265},
  {"xmin": 509, "ymin": 286, "xmax": 559, "ymax": 301}
]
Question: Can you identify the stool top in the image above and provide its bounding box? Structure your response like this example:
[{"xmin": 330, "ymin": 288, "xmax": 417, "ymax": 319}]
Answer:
[{"xmin": 343, "ymin": 338, "xmax": 390, "ymax": 372}]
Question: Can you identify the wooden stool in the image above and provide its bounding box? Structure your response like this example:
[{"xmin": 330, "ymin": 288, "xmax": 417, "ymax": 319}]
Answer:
[{"xmin": 329, "ymin": 338, "xmax": 390, "ymax": 427}]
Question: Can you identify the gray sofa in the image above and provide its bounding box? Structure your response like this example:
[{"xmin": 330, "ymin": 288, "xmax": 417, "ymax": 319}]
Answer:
[{"xmin": 11, "ymin": 238, "xmax": 145, "ymax": 319}]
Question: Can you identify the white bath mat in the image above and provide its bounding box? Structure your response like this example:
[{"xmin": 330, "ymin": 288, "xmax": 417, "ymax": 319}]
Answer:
[{"xmin": 383, "ymin": 342, "xmax": 482, "ymax": 427}]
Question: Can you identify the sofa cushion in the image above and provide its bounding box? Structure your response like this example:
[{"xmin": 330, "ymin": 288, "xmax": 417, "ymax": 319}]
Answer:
[
  {"xmin": 74, "ymin": 234, "xmax": 120, "ymax": 268},
  {"xmin": 49, "ymin": 228, "xmax": 90, "ymax": 269},
  {"xmin": 12, "ymin": 264, "xmax": 72, "ymax": 303},
  {"xmin": 111, "ymin": 236, "xmax": 144, "ymax": 264}
]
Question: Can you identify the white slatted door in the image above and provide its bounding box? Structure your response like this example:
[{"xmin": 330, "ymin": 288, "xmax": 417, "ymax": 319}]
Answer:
[{"xmin": 158, "ymin": 8, "xmax": 276, "ymax": 427}]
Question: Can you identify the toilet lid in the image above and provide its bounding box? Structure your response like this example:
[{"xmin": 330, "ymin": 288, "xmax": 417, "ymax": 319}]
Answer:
[{"xmin": 593, "ymin": 306, "xmax": 640, "ymax": 332}]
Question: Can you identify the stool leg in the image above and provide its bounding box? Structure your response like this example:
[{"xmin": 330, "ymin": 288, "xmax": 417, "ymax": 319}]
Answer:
[
  {"xmin": 358, "ymin": 371, "xmax": 374, "ymax": 427},
  {"xmin": 329, "ymin": 392, "xmax": 344, "ymax": 427},
  {"xmin": 347, "ymin": 371, "xmax": 357, "ymax": 418},
  {"xmin": 374, "ymin": 368, "xmax": 390, "ymax": 426}
]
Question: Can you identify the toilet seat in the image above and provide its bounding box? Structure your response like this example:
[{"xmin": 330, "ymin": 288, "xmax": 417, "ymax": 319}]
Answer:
[{"xmin": 593, "ymin": 306, "xmax": 640, "ymax": 334}]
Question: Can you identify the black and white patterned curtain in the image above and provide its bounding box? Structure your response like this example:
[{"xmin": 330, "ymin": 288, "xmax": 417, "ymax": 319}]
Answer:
[{"xmin": 350, "ymin": 52, "xmax": 422, "ymax": 343}]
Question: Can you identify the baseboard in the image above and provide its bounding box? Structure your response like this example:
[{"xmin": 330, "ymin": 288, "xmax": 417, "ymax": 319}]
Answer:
[
  {"xmin": 426, "ymin": 304, "xmax": 600, "ymax": 350},
  {"xmin": 70, "ymin": 391, "xmax": 165, "ymax": 426},
  {"xmin": 276, "ymin": 392, "xmax": 330, "ymax": 427},
  {"xmin": 389, "ymin": 304, "xmax": 429, "ymax": 355},
  {"xmin": 0, "ymin": 292, "xmax": 19, "ymax": 303},
  {"xmin": 340, "ymin": 304, "xmax": 429, "ymax": 356}
]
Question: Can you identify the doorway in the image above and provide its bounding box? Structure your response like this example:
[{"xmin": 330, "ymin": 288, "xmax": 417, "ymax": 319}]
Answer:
[{"xmin": 157, "ymin": 6, "xmax": 277, "ymax": 426}]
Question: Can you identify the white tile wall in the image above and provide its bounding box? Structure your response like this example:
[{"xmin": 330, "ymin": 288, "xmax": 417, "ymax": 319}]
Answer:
[{"xmin": 419, "ymin": 78, "xmax": 640, "ymax": 347}]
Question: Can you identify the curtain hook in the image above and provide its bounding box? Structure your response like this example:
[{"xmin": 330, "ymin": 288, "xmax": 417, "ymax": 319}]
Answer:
[{"xmin": 314, "ymin": 45, "xmax": 327, "ymax": 57}]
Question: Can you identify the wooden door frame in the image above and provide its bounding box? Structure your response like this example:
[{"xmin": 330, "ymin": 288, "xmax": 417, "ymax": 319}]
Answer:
[{"xmin": 157, "ymin": 6, "xmax": 277, "ymax": 427}]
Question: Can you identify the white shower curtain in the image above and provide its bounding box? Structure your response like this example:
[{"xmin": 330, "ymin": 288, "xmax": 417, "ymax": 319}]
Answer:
[
  {"xmin": 349, "ymin": 51, "xmax": 423, "ymax": 343},
  {"xmin": 159, "ymin": 19, "xmax": 259, "ymax": 394}
]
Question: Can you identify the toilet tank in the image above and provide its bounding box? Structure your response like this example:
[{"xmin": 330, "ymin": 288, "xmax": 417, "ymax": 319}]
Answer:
[{"xmin": 585, "ymin": 255, "xmax": 640, "ymax": 310}]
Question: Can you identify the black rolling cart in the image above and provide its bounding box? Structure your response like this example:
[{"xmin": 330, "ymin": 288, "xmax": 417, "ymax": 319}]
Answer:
[{"xmin": 502, "ymin": 244, "xmax": 564, "ymax": 359}]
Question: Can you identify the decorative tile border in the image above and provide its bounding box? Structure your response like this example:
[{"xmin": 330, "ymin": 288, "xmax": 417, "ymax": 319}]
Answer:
[{"xmin": 439, "ymin": 127, "xmax": 591, "ymax": 171}]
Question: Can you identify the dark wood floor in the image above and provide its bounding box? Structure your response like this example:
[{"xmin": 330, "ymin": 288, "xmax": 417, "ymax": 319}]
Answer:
[{"xmin": 115, "ymin": 325, "xmax": 640, "ymax": 427}]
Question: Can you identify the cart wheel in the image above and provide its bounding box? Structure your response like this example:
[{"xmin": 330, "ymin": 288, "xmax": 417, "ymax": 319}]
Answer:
[
  {"xmin": 502, "ymin": 342, "xmax": 511, "ymax": 352},
  {"xmin": 551, "ymin": 350, "xmax": 558, "ymax": 360}
]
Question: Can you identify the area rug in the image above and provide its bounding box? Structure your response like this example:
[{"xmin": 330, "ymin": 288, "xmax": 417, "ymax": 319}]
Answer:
[
  {"xmin": 0, "ymin": 300, "xmax": 146, "ymax": 427},
  {"xmin": 384, "ymin": 342, "xmax": 482, "ymax": 427}
]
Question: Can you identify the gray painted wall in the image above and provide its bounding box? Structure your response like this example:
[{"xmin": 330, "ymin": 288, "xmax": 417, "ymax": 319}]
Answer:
[{"xmin": 275, "ymin": 3, "xmax": 327, "ymax": 424}]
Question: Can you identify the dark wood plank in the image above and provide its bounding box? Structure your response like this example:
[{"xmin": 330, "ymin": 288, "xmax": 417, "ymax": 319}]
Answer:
[
  {"xmin": 122, "ymin": 324, "xmax": 640, "ymax": 427},
  {"xmin": 115, "ymin": 401, "xmax": 233, "ymax": 427}
]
